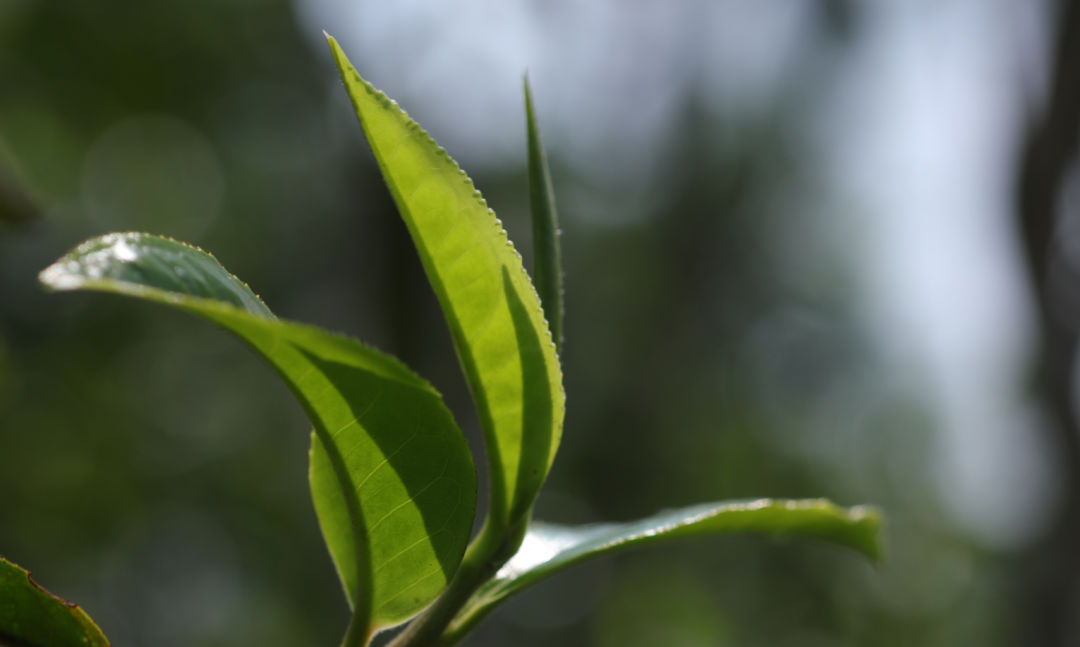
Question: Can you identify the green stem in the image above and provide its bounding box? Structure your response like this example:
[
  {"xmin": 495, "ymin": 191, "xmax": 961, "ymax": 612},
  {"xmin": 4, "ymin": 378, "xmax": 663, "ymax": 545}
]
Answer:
[{"xmin": 340, "ymin": 613, "xmax": 374, "ymax": 647}]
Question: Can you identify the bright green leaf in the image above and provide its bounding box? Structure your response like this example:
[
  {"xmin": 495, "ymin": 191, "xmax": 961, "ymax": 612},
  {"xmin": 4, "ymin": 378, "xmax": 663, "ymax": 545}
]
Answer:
[
  {"xmin": 0, "ymin": 556, "xmax": 109, "ymax": 647},
  {"xmin": 39, "ymin": 233, "xmax": 478, "ymax": 637},
  {"xmin": 524, "ymin": 76, "xmax": 563, "ymax": 352},
  {"xmin": 327, "ymin": 36, "xmax": 565, "ymax": 537},
  {"xmin": 444, "ymin": 499, "xmax": 883, "ymax": 642}
]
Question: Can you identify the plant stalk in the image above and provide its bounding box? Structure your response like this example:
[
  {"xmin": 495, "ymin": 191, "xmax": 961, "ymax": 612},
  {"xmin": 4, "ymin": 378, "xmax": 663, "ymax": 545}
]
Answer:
[
  {"xmin": 386, "ymin": 518, "xmax": 527, "ymax": 647},
  {"xmin": 340, "ymin": 613, "xmax": 374, "ymax": 647}
]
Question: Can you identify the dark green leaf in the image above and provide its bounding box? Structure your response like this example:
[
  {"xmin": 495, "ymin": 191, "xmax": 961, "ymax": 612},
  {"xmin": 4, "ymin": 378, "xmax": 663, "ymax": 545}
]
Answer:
[
  {"xmin": 328, "ymin": 36, "xmax": 565, "ymax": 540},
  {"xmin": 0, "ymin": 557, "xmax": 109, "ymax": 647},
  {"xmin": 445, "ymin": 499, "xmax": 882, "ymax": 641},
  {"xmin": 524, "ymin": 76, "xmax": 563, "ymax": 352},
  {"xmin": 40, "ymin": 233, "xmax": 478, "ymax": 637}
]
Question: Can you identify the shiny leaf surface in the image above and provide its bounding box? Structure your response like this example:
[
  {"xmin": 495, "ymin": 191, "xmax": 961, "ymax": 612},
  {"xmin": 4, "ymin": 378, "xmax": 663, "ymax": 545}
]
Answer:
[
  {"xmin": 328, "ymin": 36, "xmax": 565, "ymax": 537},
  {"xmin": 40, "ymin": 233, "xmax": 478, "ymax": 635},
  {"xmin": 0, "ymin": 557, "xmax": 109, "ymax": 647},
  {"xmin": 445, "ymin": 499, "xmax": 883, "ymax": 641}
]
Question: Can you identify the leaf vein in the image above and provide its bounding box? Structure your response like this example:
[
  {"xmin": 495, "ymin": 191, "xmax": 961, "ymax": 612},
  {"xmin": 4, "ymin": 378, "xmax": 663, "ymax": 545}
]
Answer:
[{"xmin": 367, "ymin": 444, "xmax": 452, "ymax": 535}]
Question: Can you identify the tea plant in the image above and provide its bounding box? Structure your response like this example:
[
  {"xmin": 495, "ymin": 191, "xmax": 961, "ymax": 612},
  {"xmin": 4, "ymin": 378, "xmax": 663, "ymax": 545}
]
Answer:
[{"xmin": 0, "ymin": 36, "xmax": 882, "ymax": 647}]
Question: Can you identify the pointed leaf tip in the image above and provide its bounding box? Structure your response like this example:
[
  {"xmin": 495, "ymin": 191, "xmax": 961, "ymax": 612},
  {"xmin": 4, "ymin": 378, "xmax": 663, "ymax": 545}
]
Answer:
[
  {"xmin": 524, "ymin": 78, "xmax": 563, "ymax": 353},
  {"xmin": 329, "ymin": 40, "xmax": 565, "ymax": 537}
]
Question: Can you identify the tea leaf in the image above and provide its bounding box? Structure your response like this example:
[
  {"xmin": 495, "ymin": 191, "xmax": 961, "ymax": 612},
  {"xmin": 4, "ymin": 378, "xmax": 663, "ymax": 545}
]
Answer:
[
  {"xmin": 524, "ymin": 76, "xmax": 563, "ymax": 351},
  {"xmin": 328, "ymin": 37, "xmax": 565, "ymax": 540},
  {"xmin": 445, "ymin": 499, "xmax": 883, "ymax": 642},
  {"xmin": 40, "ymin": 233, "xmax": 478, "ymax": 636},
  {"xmin": 0, "ymin": 557, "xmax": 109, "ymax": 647}
]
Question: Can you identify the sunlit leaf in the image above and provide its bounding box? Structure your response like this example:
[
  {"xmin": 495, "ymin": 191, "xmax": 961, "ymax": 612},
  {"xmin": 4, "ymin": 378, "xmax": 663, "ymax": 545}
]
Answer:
[
  {"xmin": 0, "ymin": 557, "xmax": 109, "ymax": 647},
  {"xmin": 444, "ymin": 499, "xmax": 883, "ymax": 641},
  {"xmin": 524, "ymin": 76, "xmax": 563, "ymax": 352},
  {"xmin": 328, "ymin": 36, "xmax": 565, "ymax": 539},
  {"xmin": 39, "ymin": 233, "xmax": 478, "ymax": 636}
]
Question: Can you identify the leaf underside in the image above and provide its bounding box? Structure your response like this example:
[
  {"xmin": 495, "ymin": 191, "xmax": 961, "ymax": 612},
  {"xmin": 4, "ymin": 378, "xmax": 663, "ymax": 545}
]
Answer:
[
  {"xmin": 0, "ymin": 557, "xmax": 110, "ymax": 647},
  {"xmin": 328, "ymin": 36, "xmax": 565, "ymax": 534},
  {"xmin": 446, "ymin": 498, "xmax": 883, "ymax": 639},
  {"xmin": 39, "ymin": 233, "xmax": 478, "ymax": 631}
]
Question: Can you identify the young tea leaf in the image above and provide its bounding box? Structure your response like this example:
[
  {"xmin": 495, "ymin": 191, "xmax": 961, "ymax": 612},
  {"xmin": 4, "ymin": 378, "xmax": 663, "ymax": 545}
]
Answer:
[
  {"xmin": 524, "ymin": 76, "xmax": 563, "ymax": 351},
  {"xmin": 444, "ymin": 499, "xmax": 883, "ymax": 642},
  {"xmin": 40, "ymin": 233, "xmax": 478, "ymax": 639},
  {"xmin": 327, "ymin": 36, "xmax": 565, "ymax": 539},
  {"xmin": 0, "ymin": 557, "xmax": 109, "ymax": 647}
]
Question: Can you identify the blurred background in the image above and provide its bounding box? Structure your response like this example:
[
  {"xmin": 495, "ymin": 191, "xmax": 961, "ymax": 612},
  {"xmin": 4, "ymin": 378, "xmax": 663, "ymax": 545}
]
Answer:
[{"xmin": 2, "ymin": 0, "xmax": 1078, "ymax": 645}]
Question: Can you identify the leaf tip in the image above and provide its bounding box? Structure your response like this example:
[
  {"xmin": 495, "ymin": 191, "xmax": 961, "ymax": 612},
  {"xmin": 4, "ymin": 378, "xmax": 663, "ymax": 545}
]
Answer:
[
  {"xmin": 324, "ymin": 32, "xmax": 350, "ymax": 74},
  {"xmin": 840, "ymin": 503, "xmax": 885, "ymax": 563},
  {"xmin": 38, "ymin": 260, "xmax": 72, "ymax": 292},
  {"xmin": 860, "ymin": 506, "xmax": 886, "ymax": 564}
]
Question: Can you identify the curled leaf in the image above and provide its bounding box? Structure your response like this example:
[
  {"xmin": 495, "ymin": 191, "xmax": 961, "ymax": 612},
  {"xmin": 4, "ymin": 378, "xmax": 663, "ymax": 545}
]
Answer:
[{"xmin": 40, "ymin": 233, "xmax": 478, "ymax": 637}]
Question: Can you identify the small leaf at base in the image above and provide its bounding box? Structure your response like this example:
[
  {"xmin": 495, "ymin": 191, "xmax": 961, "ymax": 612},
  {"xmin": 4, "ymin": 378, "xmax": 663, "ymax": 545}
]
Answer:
[{"xmin": 0, "ymin": 557, "xmax": 110, "ymax": 647}]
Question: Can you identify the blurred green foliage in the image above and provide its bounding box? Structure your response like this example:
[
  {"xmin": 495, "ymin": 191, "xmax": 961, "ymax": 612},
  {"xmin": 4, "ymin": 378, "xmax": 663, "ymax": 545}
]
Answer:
[{"xmin": 0, "ymin": 1, "xmax": 1014, "ymax": 646}]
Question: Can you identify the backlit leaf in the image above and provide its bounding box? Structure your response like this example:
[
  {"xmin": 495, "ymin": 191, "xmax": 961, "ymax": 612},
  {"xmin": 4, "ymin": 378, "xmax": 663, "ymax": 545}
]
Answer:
[
  {"xmin": 39, "ymin": 233, "xmax": 478, "ymax": 637},
  {"xmin": 328, "ymin": 36, "xmax": 565, "ymax": 539}
]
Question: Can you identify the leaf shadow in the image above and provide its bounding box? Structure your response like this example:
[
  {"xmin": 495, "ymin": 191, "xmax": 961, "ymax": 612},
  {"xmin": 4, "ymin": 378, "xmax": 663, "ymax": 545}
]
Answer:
[
  {"xmin": 300, "ymin": 350, "xmax": 476, "ymax": 602},
  {"xmin": 502, "ymin": 266, "xmax": 553, "ymax": 519}
]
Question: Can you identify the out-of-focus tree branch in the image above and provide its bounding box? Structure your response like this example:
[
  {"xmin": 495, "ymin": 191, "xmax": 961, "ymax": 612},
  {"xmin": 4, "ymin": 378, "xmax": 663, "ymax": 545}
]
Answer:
[
  {"xmin": 0, "ymin": 142, "xmax": 39, "ymax": 226},
  {"xmin": 1017, "ymin": 0, "xmax": 1080, "ymax": 644}
]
